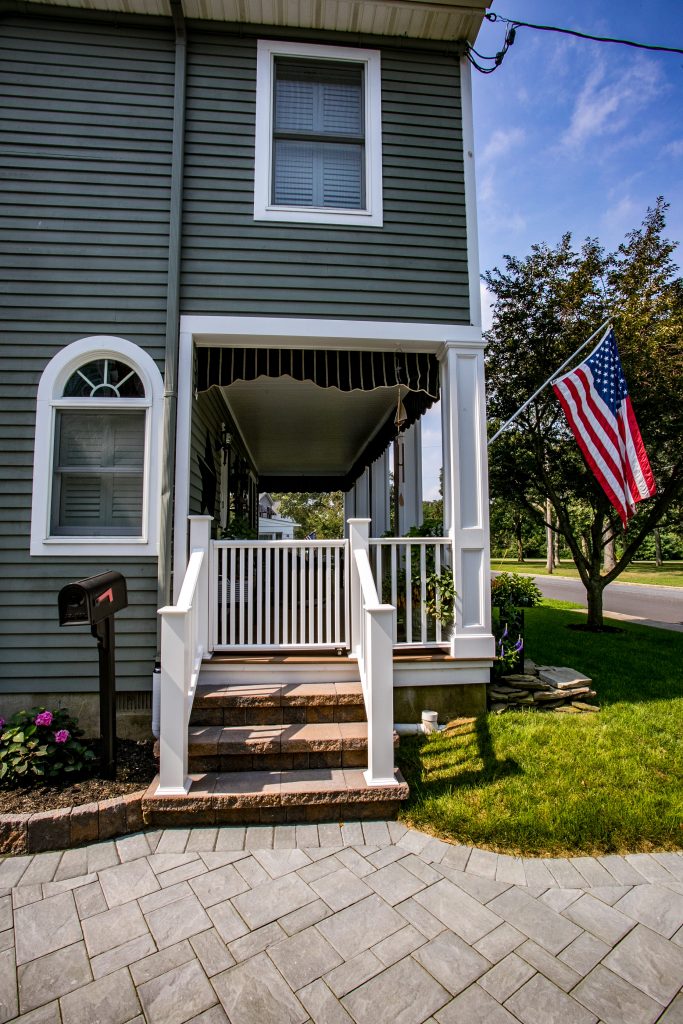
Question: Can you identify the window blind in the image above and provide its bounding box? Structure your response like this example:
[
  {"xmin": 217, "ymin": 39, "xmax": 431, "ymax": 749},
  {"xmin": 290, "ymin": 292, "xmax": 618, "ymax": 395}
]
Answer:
[
  {"xmin": 273, "ymin": 58, "xmax": 365, "ymax": 209},
  {"xmin": 52, "ymin": 411, "xmax": 145, "ymax": 535}
]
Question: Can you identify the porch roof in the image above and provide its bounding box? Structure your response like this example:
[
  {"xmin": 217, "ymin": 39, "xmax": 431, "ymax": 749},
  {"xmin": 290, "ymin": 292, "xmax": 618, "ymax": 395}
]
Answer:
[
  {"xmin": 23, "ymin": 0, "xmax": 490, "ymax": 44},
  {"xmin": 201, "ymin": 346, "xmax": 439, "ymax": 490}
]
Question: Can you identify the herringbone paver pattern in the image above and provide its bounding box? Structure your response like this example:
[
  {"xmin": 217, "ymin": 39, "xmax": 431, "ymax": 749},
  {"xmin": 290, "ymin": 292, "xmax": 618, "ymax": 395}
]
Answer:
[{"xmin": 1, "ymin": 828, "xmax": 682, "ymax": 1024}]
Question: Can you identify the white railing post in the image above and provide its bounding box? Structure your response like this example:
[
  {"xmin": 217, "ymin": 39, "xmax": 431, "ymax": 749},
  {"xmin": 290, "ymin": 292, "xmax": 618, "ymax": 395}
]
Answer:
[
  {"xmin": 365, "ymin": 604, "xmax": 397, "ymax": 787},
  {"xmin": 188, "ymin": 515, "xmax": 212, "ymax": 656},
  {"xmin": 348, "ymin": 518, "xmax": 370, "ymax": 656},
  {"xmin": 157, "ymin": 606, "xmax": 191, "ymax": 795}
]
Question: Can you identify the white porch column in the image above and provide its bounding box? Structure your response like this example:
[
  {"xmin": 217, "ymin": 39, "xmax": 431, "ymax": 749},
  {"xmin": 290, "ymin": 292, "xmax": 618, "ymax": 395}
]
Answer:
[
  {"xmin": 353, "ymin": 467, "xmax": 371, "ymax": 520},
  {"xmin": 439, "ymin": 343, "xmax": 495, "ymax": 659},
  {"xmin": 370, "ymin": 450, "xmax": 390, "ymax": 537},
  {"xmin": 398, "ymin": 420, "xmax": 423, "ymax": 535},
  {"xmin": 343, "ymin": 489, "xmax": 355, "ymax": 537},
  {"xmin": 347, "ymin": 517, "xmax": 370, "ymax": 656}
]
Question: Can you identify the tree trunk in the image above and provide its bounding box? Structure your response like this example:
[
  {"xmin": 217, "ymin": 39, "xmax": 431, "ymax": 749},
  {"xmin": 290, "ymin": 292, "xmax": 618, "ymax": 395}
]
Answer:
[
  {"xmin": 654, "ymin": 527, "xmax": 663, "ymax": 567},
  {"xmin": 515, "ymin": 515, "xmax": 524, "ymax": 562},
  {"xmin": 603, "ymin": 529, "xmax": 616, "ymax": 573},
  {"xmin": 545, "ymin": 498, "xmax": 555, "ymax": 574},
  {"xmin": 581, "ymin": 535, "xmax": 589, "ymax": 559},
  {"xmin": 585, "ymin": 577, "xmax": 605, "ymax": 629},
  {"xmin": 553, "ymin": 515, "xmax": 560, "ymax": 565}
]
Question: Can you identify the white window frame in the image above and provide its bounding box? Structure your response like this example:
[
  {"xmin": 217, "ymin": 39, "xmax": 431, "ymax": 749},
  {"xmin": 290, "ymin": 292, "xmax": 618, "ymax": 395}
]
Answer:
[
  {"xmin": 30, "ymin": 336, "xmax": 164, "ymax": 557},
  {"xmin": 254, "ymin": 39, "xmax": 383, "ymax": 227}
]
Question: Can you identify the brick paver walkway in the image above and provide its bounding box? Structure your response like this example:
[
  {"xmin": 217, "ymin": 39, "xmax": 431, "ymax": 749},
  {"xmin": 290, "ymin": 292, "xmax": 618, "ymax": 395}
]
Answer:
[{"xmin": 1, "ymin": 825, "xmax": 682, "ymax": 1024}]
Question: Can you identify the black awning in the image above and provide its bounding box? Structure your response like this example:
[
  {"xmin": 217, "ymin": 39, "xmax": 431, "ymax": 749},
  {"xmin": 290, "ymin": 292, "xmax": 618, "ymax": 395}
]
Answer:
[{"xmin": 195, "ymin": 346, "xmax": 440, "ymax": 490}]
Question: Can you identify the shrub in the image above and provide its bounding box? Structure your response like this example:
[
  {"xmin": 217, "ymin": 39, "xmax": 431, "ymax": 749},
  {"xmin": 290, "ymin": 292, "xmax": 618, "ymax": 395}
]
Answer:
[
  {"xmin": 491, "ymin": 572, "xmax": 542, "ymax": 609},
  {"xmin": 0, "ymin": 706, "xmax": 95, "ymax": 784}
]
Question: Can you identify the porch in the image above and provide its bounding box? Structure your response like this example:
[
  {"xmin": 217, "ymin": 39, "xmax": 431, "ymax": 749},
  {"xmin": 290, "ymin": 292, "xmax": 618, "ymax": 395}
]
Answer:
[{"xmin": 149, "ymin": 318, "xmax": 495, "ymax": 822}]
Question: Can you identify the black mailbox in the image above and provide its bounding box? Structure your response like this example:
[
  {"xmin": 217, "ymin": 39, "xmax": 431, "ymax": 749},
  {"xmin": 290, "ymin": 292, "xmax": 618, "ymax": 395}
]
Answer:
[
  {"xmin": 57, "ymin": 571, "xmax": 128, "ymax": 780},
  {"xmin": 58, "ymin": 571, "xmax": 128, "ymax": 627}
]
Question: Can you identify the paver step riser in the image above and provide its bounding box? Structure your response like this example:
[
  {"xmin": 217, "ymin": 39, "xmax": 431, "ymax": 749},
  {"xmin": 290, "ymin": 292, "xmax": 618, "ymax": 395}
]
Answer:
[
  {"xmin": 142, "ymin": 798, "xmax": 405, "ymax": 826},
  {"xmin": 190, "ymin": 705, "xmax": 366, "ymax": 727},
  {"xmin": 189, "ymin": 750, "xmax": 369, "ymax": 772}
]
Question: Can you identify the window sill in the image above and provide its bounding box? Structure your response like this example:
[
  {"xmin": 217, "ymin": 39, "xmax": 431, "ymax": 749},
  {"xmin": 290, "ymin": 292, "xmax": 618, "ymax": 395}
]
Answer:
[
  {"xmin": 254, "ymin": 204, "xmax": 383, "ymax": 227},
  {"xmin": 30, "ymin": 537, "xmax": 159, "ymax": 558}
]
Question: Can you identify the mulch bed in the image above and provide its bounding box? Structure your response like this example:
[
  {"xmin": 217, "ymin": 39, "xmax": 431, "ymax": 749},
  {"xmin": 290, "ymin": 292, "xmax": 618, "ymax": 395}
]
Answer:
[{"xmin": 0, "ymin": 739, "xmax": 157, "ymax": 815}]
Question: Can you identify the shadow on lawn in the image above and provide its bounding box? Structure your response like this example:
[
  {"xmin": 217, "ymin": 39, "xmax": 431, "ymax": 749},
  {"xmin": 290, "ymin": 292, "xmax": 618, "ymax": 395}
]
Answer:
[{"xmin": 398, "ymin": 714, "xmax": 521, "ymax": 799}]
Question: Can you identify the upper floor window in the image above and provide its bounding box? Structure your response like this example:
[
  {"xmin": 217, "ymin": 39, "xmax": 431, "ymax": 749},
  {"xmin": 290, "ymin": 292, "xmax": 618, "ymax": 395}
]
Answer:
[
  {"xmin": 254, "ymin": 40, "xmax": 383, "ymax": 227},
  {"xmin": 30, "ymin": 337, "xmax": 163, "ymax": 557}
]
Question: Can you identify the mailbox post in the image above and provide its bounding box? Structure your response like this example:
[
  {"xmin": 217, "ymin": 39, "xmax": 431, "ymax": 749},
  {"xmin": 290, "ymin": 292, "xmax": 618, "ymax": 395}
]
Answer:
[{"xmin": 58, "ymin": 571, "xmax": 128, "ymax": 779}]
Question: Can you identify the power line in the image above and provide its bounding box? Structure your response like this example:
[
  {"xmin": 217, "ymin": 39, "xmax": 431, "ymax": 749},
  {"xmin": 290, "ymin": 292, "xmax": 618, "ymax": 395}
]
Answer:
[
  {"xmin": 468, "ymin": 13, "xmax": 683, "ymax": 74},
  {"xmin": 486, "ymin": 13, "xmax": 683, "ymax": 55}
]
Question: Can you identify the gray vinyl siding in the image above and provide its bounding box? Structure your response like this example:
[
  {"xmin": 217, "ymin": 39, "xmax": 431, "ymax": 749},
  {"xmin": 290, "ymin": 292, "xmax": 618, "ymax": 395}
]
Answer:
[
  {"xmin": 182, "ymin": 33, "xmax": 469, "ymax": 323},
  {"xmin": 189, "ymin": 389, "xmax": 228, "ymax": 520},
  {"xmin": 0, "ymin": 16, "xmax": 174, "ymax": 693}
]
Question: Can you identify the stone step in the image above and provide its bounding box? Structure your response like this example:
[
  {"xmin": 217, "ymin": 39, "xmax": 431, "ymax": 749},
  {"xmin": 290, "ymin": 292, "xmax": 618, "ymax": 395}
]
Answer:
[
  {"xmin": 191, "ymin": 681, "xmax": 365, "ymax": 727},
  {"xmin": 186, "ymin": 722, "xmax": 396, "ymax": 773},
  {"xmin": 142, "ymin": 768, "xmax": 409, "ymax": 826}
]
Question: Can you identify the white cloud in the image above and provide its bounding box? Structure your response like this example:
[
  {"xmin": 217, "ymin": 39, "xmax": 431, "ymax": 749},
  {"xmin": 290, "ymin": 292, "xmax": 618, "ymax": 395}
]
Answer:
[
  {"xmin": 600, "ymin": 195, "xmax": 639, "ymax": 236},
  {"xmin": 481, "ymin": 127, "xmax": 526, "ymax": 166},
  {"xmin": 663, "ymin": 138, "xmax": 683, "ymax": 158},
  {"xmin": 562, "ymin": 57, "xmax": 663, "ymax": 151}
]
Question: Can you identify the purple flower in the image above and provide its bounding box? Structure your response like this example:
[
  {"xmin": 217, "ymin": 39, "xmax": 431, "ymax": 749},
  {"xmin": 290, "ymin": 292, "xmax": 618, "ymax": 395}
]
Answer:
[
  {"xmin": 54, "ymin": 729, "xmax": 70, "ymax": 744},
  {"xmin": 0, "ymin": 718, "xmax": 5, "ymax": 731},
  {"xmin": 34, "ymin": 711, "xmax": 53, "ymax": 727},
  {"xmin": 501, "ymin": 623, "xmax": 509, "ymax": 640},
  {"xmin": 514, "ymin": 638, "xmax": 524, "ymax": 653}
]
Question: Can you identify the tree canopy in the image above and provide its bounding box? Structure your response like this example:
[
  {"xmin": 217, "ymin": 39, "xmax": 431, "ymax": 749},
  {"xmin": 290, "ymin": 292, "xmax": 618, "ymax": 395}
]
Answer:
[
  {"xmin": 272, "ymin": 491, "xmax": 344, "ymax": 539},
  {"xmin": 485, "ymin": 198, "xmax": 683, "ymax": 627}
]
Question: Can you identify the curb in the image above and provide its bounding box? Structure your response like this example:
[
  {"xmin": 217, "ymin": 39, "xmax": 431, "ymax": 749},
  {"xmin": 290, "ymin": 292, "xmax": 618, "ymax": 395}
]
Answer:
[{"xmin": 0, "ymin": 790, "xmax": 147, "ymax": 855}]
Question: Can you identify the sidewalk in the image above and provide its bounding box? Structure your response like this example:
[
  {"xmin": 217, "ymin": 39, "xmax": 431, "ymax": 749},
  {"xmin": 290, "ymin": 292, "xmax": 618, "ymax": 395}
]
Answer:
[{"xmin": 2, "ymin": 824, "xmax": 682, "ymax": 1024}]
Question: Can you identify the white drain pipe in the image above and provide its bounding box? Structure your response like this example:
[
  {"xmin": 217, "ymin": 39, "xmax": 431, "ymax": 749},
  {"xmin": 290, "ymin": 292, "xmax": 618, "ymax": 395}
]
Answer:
[{"xmin": 394, "ymin": 710, "xmax": 446, "ymax": 736}]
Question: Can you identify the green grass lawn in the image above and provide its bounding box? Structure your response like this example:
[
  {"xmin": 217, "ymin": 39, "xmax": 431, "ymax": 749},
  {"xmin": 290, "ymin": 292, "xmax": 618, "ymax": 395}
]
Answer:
[
  {"xmin": 397, "ymin": 600, "xmax": 683, "ymax": 856},
  {"xmin": 490, "ymin": 559, "xmax": 683, "ymax": 588}
]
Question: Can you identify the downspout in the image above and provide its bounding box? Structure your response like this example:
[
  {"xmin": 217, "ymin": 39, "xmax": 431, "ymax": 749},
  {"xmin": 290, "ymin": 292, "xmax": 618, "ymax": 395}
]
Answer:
[
  {"xmin": 158, "ymin": 0, "xmax": 187, "ymax": 620},
  {"xmin": 154, "ymin": 0, "xmax": 186, "ymax": 735}
]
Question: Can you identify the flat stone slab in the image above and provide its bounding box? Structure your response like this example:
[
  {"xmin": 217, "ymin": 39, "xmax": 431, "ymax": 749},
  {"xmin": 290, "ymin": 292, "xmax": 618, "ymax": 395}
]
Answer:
[
  {"xmin": 2, "ymin": 827, "xmax": 683, "ymax": 1024},
  {"xmin": 537, "ymin": 667, "xmax": 593, "ymax": 689}
]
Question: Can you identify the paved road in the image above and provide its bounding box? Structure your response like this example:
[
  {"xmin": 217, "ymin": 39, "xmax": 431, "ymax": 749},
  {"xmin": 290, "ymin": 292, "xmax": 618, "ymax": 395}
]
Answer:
[
  {"xmin": 2, "ymin": 824, "xmax": 683, "ymax": 1024},
  {"xmin": 508, "ymin": 573, "xmax": 683, "ymax": 626}
]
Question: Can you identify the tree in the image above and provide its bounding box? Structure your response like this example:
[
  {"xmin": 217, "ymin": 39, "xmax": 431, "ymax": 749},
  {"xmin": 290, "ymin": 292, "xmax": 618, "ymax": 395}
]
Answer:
[
  {"xmin": 272, "ymin": 491, "xmax": 344, "ymax": 539},
  {"xmin": 485, "ymin": 199, "xmax": 683, "ymax": 628}
]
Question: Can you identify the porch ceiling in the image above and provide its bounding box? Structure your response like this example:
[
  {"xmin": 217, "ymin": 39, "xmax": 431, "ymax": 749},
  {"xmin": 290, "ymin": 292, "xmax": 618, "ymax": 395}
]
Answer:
[{"xmin": 223, "ymin": 376, "xmax": 398, "ymax": 482}]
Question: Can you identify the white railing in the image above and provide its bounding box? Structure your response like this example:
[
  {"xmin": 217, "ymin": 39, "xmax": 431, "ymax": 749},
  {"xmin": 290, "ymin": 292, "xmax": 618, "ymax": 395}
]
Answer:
[
  {"xmin": 348, "ymin": 519, "xmax": 397, "ymax": 787},
  {"xmin": 369, "ymin": 537, "xmax": 454, "ymax": 646},
  {"xmin": 156, "ymin": 516, "xmax": 211, "ymax": 795},
  {"xmin": 212, "ymin": 539, "xmax": 348, "ymax": 651}
]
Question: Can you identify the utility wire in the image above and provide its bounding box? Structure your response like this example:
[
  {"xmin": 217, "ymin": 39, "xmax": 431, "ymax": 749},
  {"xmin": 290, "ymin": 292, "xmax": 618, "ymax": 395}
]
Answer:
[
  {"xmin": 485, "ymin": 12, "xmax": 683, "ymax": 56},
  {"xmin": 469, "ymin": 13, "xmax": 683, "ymax": 74}
]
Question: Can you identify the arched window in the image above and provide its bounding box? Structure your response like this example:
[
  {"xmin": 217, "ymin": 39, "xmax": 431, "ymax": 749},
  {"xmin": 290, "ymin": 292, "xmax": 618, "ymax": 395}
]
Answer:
[{"xmin": 31, "ymin": 337, "xmax": 163, "ymax": 557}]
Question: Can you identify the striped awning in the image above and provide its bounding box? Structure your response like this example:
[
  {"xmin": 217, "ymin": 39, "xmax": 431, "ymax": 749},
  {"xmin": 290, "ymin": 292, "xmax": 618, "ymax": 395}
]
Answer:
[
  {"xmin": 195, "ymin": 347, "xmax": 440, "ymax": 490},
  {"xmin": 195, "ymin": 347, "xmax": 439, "ymax": 399}
]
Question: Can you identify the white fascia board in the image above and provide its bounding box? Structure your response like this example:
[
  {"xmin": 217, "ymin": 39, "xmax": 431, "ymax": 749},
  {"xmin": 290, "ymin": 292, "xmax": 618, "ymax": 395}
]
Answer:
[
  {"xmin": 180, "ymin": 315, "xmax": 483, "ymax": 351},
  {"xmin": 459, "ymin": 56, "xmax": 483, "ymax": 338}
]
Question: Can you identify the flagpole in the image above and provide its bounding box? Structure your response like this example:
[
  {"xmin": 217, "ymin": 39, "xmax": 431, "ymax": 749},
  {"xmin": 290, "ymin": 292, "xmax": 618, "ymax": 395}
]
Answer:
[{"xmin": 487, "ymin": 318, "xmax": 612, "ymax": 447}]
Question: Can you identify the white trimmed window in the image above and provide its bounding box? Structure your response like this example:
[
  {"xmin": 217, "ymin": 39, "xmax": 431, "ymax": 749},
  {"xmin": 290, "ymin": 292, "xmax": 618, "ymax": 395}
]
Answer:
[
  {"xmin": 254, "ymin": 40, "xmax": 383, "ymax": 226},
  {"xmin": 30, "ymin": 336, "xmax": 163, "ymax": 557}
]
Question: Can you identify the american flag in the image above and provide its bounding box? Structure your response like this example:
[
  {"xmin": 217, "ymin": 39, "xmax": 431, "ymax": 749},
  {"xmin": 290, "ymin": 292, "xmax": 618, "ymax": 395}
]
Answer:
[{"xmin": 552, "ymin": 327, "xmax": 656, "ymax": 527}]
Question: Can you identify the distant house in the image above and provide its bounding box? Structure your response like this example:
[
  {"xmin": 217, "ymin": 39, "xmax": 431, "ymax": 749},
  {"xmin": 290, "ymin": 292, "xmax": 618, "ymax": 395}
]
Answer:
[
  {"xmin": 1, "ymin": 0, "xmax": 495, "ymax": 810},
  {"xmin": 258, "ymin": 493, "xmax": 298, "ymax": 540}
]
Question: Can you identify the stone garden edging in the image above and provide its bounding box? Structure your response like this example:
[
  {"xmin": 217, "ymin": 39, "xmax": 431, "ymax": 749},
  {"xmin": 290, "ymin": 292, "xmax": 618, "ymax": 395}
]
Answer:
[{"xmin": 0, "ymin": 790, "xmax": 147, "ymax": 856}]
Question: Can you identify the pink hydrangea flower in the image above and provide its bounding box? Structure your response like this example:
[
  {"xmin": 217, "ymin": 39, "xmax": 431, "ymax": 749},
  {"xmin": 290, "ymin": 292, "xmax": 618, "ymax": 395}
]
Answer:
[
  {"xmin": 34, "ymin": 711, "xmax": 53, "ymax": 727},
  {"xmin": 54, "ymin": 730, "xmax": 70, "ymax": 744}
]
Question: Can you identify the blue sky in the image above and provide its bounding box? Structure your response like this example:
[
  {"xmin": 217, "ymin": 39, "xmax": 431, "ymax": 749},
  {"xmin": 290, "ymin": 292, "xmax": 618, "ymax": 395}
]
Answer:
[{"xmin": 421, "ymin": 0, "xmax": 683, "ymax": 500}]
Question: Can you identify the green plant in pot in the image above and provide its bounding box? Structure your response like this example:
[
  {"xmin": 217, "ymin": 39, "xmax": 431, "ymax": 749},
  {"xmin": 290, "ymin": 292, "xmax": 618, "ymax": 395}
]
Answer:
[
  {"xmin": 425, "ymin": 567, "xmax": 456, "ymax": 639},
  {"xmin": 490, "ymin": 572, "xmax": 542, "ymax": 676}
]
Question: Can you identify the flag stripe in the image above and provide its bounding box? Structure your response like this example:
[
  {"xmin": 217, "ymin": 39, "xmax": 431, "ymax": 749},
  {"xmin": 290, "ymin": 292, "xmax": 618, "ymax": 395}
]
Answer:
[
  {"xmin": 552, "ymin": 327, "xmax": 656, "ymax": 527},
  {"xmin": 555, "ymin": 378, "xmax": 628, "ymax": 513}
]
